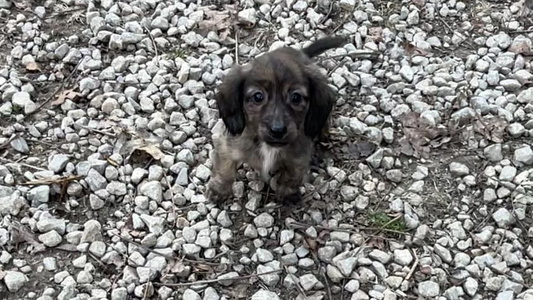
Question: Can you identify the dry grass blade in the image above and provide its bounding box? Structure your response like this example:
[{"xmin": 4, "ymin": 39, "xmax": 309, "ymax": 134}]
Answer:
[
  {"xmin": 9, "ymin": 223, "xmax": 46, "ymax": 254},
  {"xmin": 20, "ymin": 174, "xmax": 82, "ymax": 186},
  {"xmin": 153, "ymin": 268, "xmax": 283, "ymax": 287}
]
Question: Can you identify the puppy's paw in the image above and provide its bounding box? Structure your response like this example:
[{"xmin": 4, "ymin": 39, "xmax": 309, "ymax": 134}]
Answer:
[
  {"xmin": 282, "ymin": 192, "xmax": 302, "ymax": 205},
  {"xmin": 206, "ymin": 181, "xmax": 233, "ymax": 205}
]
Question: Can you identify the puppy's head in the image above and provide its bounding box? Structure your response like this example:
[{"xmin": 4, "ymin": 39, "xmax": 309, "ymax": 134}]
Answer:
[{"xmin": 216, "ymin": 39, "xmax": 343, "ymax": 147}]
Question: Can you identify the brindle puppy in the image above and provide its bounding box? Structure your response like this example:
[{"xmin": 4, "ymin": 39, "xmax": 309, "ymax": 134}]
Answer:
[{"xmin": 207, "ymin": 36, "xmax": 346, "ymax": 204}]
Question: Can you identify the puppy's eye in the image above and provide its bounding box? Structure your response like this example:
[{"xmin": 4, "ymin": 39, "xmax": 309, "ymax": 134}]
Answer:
[
  {"xmin": 291, "ymin": 93, "xmax": 303, "ymax": 104},
  {"xmin": 252, "ymin": 92, "xmax": 264, "ymax": 103}
]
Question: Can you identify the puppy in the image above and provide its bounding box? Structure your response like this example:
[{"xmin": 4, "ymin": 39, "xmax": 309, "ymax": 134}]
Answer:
[{"xmin": 207, "ymin": 36, "xmax": 346, "ymax": 204}]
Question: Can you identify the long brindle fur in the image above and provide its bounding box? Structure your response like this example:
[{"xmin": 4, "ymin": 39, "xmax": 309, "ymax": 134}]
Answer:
[{"xmin": 207, "ymin": 36, "xmax": 346, "ymax": 204}]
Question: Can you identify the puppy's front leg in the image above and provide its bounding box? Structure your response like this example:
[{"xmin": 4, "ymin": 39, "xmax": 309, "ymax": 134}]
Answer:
[
  {"xmin": 272, "ymin": 164, "xmax": 308, "ymax": 204},
  {"xmin": 207, "ymin": 146, "xmax": 237, "ymax": 204}
]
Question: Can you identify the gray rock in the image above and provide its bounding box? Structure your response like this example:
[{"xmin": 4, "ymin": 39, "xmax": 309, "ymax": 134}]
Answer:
[
  {"xmin": 139, "ymin": 181, "xmax": 163, "ymax": 202},
  {"xmin": 514, "ymin": 146, "xmax": 533, "ymax": 165},
  {"xmin": 340, "ymin": 185, "xmax": 357, "ymax": 201},
  {"xmin": 151, "ymin": 17, "xmax": 169, "ymax": 30},
  {"xmin": 251, "ymin": 290, "xmax": 280, "ymax": 300},
  {"xmin": 254, "ymin": 212, "xmax": 274, "ymax": 228},
  {"xmin": 88, "ymin": 241, "xmax": 106, "ymax": 257},
  {"xmin": 37, "ymin": 218, "xmax": 66, "ymax": 234},
  {"xmin": 107, "ymin": 181, "xmax": 127, "ymax": 196},
  {"xmin": 508, "ymin": 123, "xmax": 525, "ymax": 137},
  {"xmin": 38, "ymin": 230, "xmax": 62, "ymax": 247},
  {"xmin": 449, "ymin": 162, "xmax": 469, "ymax": 176},
  {"xmin": 203, "ymin": 287, "xmax": 220, "ymax": 300},
  {"xmin": 48, "ymin": 154, "xmax": 69, "ymax": 173},
  {"xmin": 238, "ymin": 8, "xmax": 257, "ymax": 25},
  {"xmin": 499, "ymin": 166, "xmax": 517, "ymax": 181},
  {"xmin": 418, "ymin": 280, "xmax": 440, "ymax": 297},
  {"xmin": 140, "ymin": 214, "xmax": 165, "ymax": 235},
  {"xmin": 216, "ymin": 210, "xmax": 233, "ymax": 227},
  {"xmin": 182, "ymin": 289, "xmax": 201, "ymax": 300},
  {"xmin": 80, "ymin": 220, "xmax": 102, "ymax": 243},
  {"xmin": 484, "ymin": 144, "xmax": 503, "ymax": 162},
  {"xmin": 393, "ymin": 249, "xmax": 413, "ymax": 266},
  {"xmin": 11, "ymin": 92, "xmax": 36, "ymax": 114},
  {"xmin": 111, "ymin": 287, "xmax": 128, "ymax": 300},
  {"xmin": 463, "ymin": 277, "xmax": 478, "ymax": 296},
  {"xmin": 86, "ymin": 169, "xmax": 107, "ymax": 191},
  {"xmin": 492, "ymin": 208, "xmax": 515, "ymax": 227},
  {"xmin": 4, "ymin": 271, "xmax": 28, "ymax": 292},
  {"xmin": 299, "ymin": 274, "xmax": 319, "ymax": 291},
  {"xmin": 27, "ymin": 185, "xmax": 50, "ymax": 203},
  {"xmin": 10, "ymin": 137, "xmax": 29, "ymax": 153},
  {"xmin": 495, "ymin": 291, "xmax": 514, "ymax": 300}
]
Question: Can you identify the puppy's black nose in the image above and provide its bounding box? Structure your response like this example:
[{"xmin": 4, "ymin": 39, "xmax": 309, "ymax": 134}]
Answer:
[{"xmin": 269, "ymin": 123, "xmax": 287, "ymax": 139}]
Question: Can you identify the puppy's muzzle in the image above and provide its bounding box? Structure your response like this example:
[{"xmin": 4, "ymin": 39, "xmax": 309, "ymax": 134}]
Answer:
[{"xmin": 269, "ymin": 118, "xmax": 287, "ymax": 140}]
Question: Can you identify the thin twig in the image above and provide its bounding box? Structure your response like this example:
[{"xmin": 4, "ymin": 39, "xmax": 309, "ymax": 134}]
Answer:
[
  {"xmin": 319, "ymin": 2, "xmax": 334, "ymax": 25},
  {"xmin": 143, "ymin": 25, "xmax": 159, "ymax": 62},
  {"xmin": 23, "ymin": 58, "xmax": 83, "ymax": 119},
  {"xmin": 321, "ymin": 267, "xmax": 333, "ymax": 300},
  {"xmin": 153, "ymin": 268, "xmax": 283, "ymax": 287},
  {"xmin": 437, "ymin": 16, "xmax": 454, "ymax": 33},
  {"xmin": 288, "ymin": 219, "xmax": 410, "ymax": 236},
  {"xmin": 73, "ymin": 124, "xmax": 116, "ymax": 138},
  {"xmin": 20, "ymin": 175, "xmax": 82, "ymax": 186},
  {"xmin": 405, "ymin": 248, "xmax": 419, "ymax": 281},
  {"xmin": 0, "ymin": 157, "xmax": 47, "ymax": 171}
]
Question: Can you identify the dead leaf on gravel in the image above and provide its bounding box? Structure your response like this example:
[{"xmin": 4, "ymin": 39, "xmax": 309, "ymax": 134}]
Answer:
[
  {"xmin": 368, "ymin": 27, "xmax": 383, "ymax": 43},
  {"xmin": 9, "ymin": 223, "xmax": 46, "ymax": 255},
  {"xmin": 113, "ymin": 127, "xmax": 166, "ymax": 163},
  {"xmin": 473, "ymin": 116, "xmax": 508, "ymax": 143},
  {"xmin": 401, "ymin": 41, "xmax": 433, "ymax": 57},
  {"xmin": 198, "ymin": 5, "xmax": 238, "ymax": 41},
  {"xmin": 52, "ymin": 89, "xmax": 80, "ymax": 106},
  {"xmin": 398, "ymin": 112, "xmax": 449, "ymax": 158}
]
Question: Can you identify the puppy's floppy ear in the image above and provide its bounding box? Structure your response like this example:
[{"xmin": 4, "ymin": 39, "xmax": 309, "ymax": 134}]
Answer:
[
  {"xmin": 304, "ymin": 68, "xmax": 334, "ymax": 139},
  {"xmin": 216, "ymin": 66, "xmax": 246, "ymax": 135}
]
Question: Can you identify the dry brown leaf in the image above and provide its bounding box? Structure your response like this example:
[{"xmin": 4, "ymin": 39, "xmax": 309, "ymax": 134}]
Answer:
[
  {"xmin": 197, "ymin": 5, "xmax": 237, "ymax": 41},
  {"xmin": 368, "ymin": 27, "xmax": 383, "ymax": 43},
  {"xmin": 137, "ymin": 145, "xmax": 165, "ymax": 160},
  {"xmin": 401, "ymin": 41, "xmax": 433, "ymax": 57},
  {"xmin": 473, "ymin": 117, "xmax": 508, "ymax": 143},
  {"xmin": 398, "ymin": 112, "xmax": 449, "ymax": 158},
  {"xmin": 25, "ymin": 62, "xmax": 41, "ymax": 72},
  {"xmin": 52, "ymin": 89, "xmax": 80, "ymax": 106}
]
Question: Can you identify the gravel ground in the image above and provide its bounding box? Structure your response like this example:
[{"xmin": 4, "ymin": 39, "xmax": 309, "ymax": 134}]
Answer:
[{"xmin": 1, "ymin": 0, "xmax": 533, "ymax": 299}]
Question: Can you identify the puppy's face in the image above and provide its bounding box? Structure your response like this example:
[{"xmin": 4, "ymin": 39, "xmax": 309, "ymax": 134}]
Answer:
[
  {"xmin": 216, "ymin": 47, "xmax": 334, "ymax": 146},
  {"xmin": 242, "ymin": 55, "xmax": 310, "ymax": 146}
]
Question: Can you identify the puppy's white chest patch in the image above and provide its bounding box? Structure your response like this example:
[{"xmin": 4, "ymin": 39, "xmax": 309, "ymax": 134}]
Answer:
[{"xmin": 260, "ymin": 143, "xmax": 281, "ymax": 179}]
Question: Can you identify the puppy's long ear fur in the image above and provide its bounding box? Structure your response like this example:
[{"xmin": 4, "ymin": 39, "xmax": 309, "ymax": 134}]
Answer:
[
  {"xmin": 304, "ymin": 68, "xmax": 334, "ymax": 139},
  {"xmin": 301, "ymin": 36, "xmax": 345, "ymax": 139},
  {"xmin": 216, "ymin": 67, "xmax": 246, "ymax": 135}
]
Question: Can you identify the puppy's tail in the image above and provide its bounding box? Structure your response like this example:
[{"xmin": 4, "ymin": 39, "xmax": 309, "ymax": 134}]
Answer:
[{"xmin": 302, "ymin": 36, "xmax": 347, "ymax": 58}]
